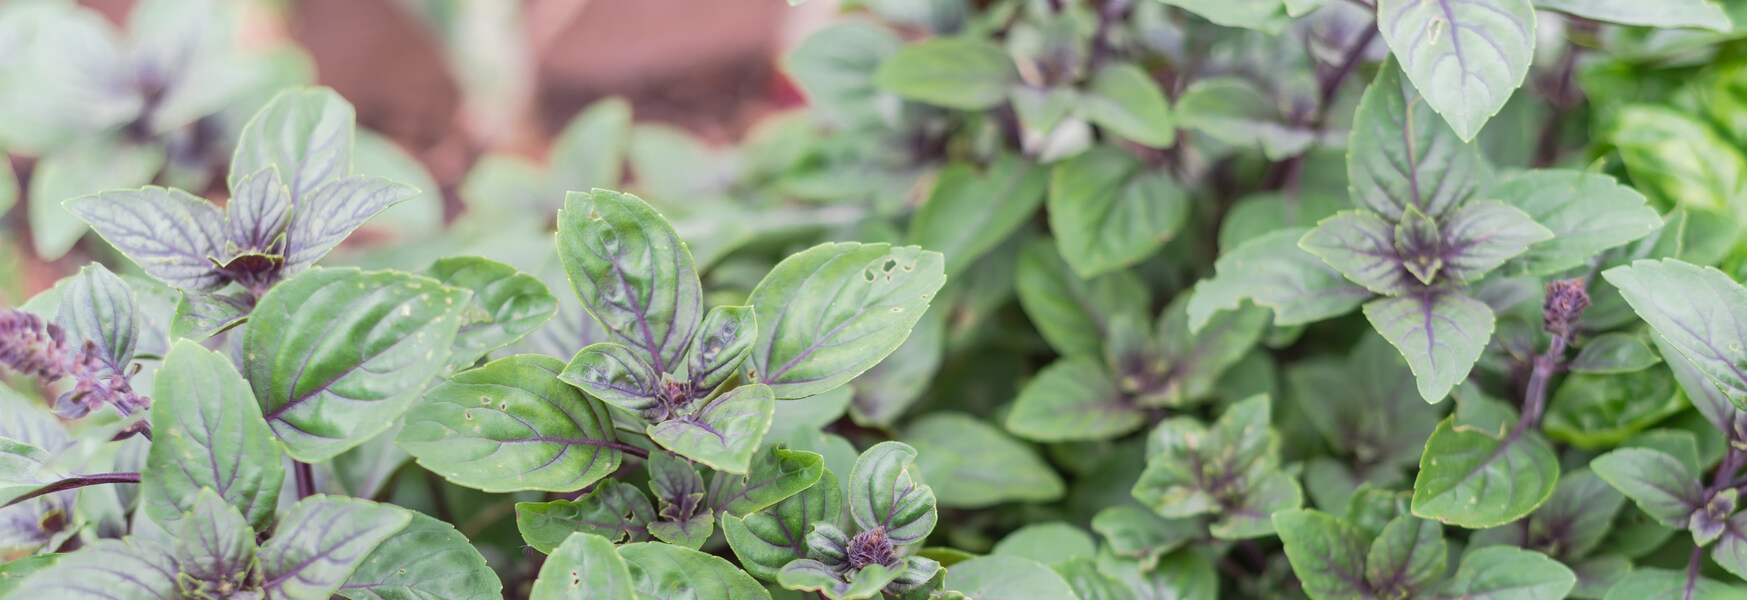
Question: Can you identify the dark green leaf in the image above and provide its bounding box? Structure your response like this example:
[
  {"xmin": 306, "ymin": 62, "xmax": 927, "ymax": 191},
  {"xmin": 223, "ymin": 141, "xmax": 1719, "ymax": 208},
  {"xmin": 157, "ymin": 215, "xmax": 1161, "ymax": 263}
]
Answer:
[
  {"xmin": 849, "ymin": 441, "xmax": 937, "ymax": 546},
  {"xmin": 142, "ymin": 341, "xmax": 284, "ymax": 532},
  {"xmin": 423, "ymin": 256, "xmax": 559, "ymax": 370},
  {"xmin": 909, "ymin": 155, "xmax": 1047, "ymax": 275},
  {"xmin": 1015, "ymin": 238, "xmax": 1150, "ymax": 358},
  {"xmin": 259, "ymin": 496, "xmax": 412, "ymax": 600},
  {"xmin": 1365, "ymin": 516, "xmax": 1445, "ymax": 595},
  {"xmin": 516, "ymin": 480, "xmax": 656, "ymax": 553},
  {"xmin": 560, "ymin": 342, "xmax": 661, "ymax": 414},
  {"xmin": 1005, "ymin": 359, "xmax": 1143, "ymax": 442},
  {"xmin": 712, "ymin": 446, "xmax": 824, "ymax": 516},
  {"xmin": 1543, "ymin": 368, "xmax": 1684, "ymax": 449},
  {"xmin": 905, "ymin": 412, "xmax": 1064, "ymax": 508},
  {"xmin": 1411, "ymin": 415, "xmax": 1559, "ymax": 528},
  {"xmin": 1591, "ymin": 447, "xmax": 1704, "ymax": 527},
  {"xmin": 338, "ymin": 509, "xmax": 502, "ymax": 600},
  {"xmin": 1601, "ymin": 568, "xmax": 1747, "ymax": 600},
  {"xmin": 1494, "ymin": 170, "xmax": 1662, "ymax": 275},
  {"xmin": 1347, "ymin": 60, "xmax": 1481, "ymax": 220},
  {"xmin": 528, "ymin": 532, "xmax": 636, "ymax": 600},
  {"xmin": 1081, "ymin": 63, "xmax": 1175, "ymax": 149},
  {"xmin": 648, "ymin": 383, "xmax": 775, "ymax": 474},
  {"xmin": 648, "ymin": 511, "xmax": 715, "ymax": 550},
  {"xmin": 1188, "ymin": 229, "xmax": 1371, "ymax": 330},
  {"xmin": 1273, "ymin": 509, "xmax": 1371, "ymax": 600},
  {"xmin": 1288, "ymin": 332, "xmax": 1441, "ymax": 473},
  {"xmin": 616, "ymin": 542, "xmax": 773, "ymax": 599},
  {"xmin": 1091, "ymin": 505, "xmax": 1199, "ymax": 569}
]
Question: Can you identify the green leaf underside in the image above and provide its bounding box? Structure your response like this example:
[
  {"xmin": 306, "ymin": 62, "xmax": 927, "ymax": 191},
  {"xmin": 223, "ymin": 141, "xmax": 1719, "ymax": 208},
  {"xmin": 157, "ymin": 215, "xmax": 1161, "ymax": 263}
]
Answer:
[{"xmin": 1376, "ymin": 0, "xmax": 1536, "ymax": 141}]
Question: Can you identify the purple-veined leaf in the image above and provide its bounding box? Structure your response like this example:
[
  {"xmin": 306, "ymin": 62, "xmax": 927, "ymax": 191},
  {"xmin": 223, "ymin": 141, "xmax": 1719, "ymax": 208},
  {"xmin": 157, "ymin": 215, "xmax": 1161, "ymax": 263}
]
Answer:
[
  {"xmin": 1715, "ymin": 513, "xmax": 1747, "ymax": 581},
  {"xmin": 1534, "ymin": 0, "xmax": 1731, "ymax": 33},
  {"xmin": 1653, "ymin": 332, "xmax": 1747, "ymax": 438},
  {"xmin": 400, "ymin": 355, "xmax": 623, "ymax": 493},
  {"xmin": 1394, "ymin": 206, "xmax": 1443, "ymax": 284},
  {"xmin": 1190, "ymin": 229, "xmax": 1371, "ymax": 332},
  {"xmin": 1411, "ymin": 412, "xmax": 1558, "ymax": 528},
  {"xmin": 528, "ymin": 532, "xmax": 636, "ymax": 600},
  {"xmin": 1603, "ymin": 259, "xmax": 1747, "ymax": 409},
  {"xmin": 1377, "ymin": 0, "xmax": 1536, "ymax": 141},
  {"xmin": 1301, "ymin": 211, "xmax": 1416, "ymax": 295},
  {"xmin": 1347, "ymin": 60, "xmax": 1481, "ymax": 221},
  {"xmin": 684, "ymin": 305, "xmax": 755, "ymax": 394},
  {"xmin": 245, "ymin": 268, "xmax": 470, "ymax": 463},
  {"xmin": 647, "ymin": 384, "xmax": 775, "ymax": 474},
  {"xmin": 1494, "ymin": 170, "xmax": 1661, "ymax": 276},
  {"xmin": 53, "ymin": 263, "xmax": 137, "ymax": 369},
  {"xmin": 1437, "ymin": 201, "xmax": 1553, "ymax": 283},
  {"xmin": 1601, "ymin": 568, "xmax": 1747, "ymax": 600},
  {"xmin": 556, "ymin": 189, "xmax": 702, "ymax": 375},
  {"xmin": 170, "ymin": 290, "xmax": 253, "ymax": 340},
  {"xmin": 908, "ymin": 154, "xmax": 1048, "ymax": 276},
  {"xmin": 1016, "ymin": 238, "xmax": 1151, "ymax": 359},
  {"xmin": 225, "ymin": 166, "xmax": 291, "ymax": 256},
  {"xmin": 142, "ymin": 341, "xmax": 284, "ymax": 532},
  {"xmin": 615, "ymin": 542, "xmax": 773, "ymax": 600},
  {"xmin": 943, "ymin": 556, "xmax": 1079, "ymax": 600},
  {"xmin": 748, "ymin": 242, "xmax": 946, "ymax": 400},
  {"xmin": 230, "ymin": 87, "xmax": 354, "ymax": 203},
  {"xmin": 723, "ymin": 468, "xmax": 841, "ymax": 581},
  {"xmin": 710, "ymin": 446, "xmax": 825, "ymax": 516},
  {"xmin": 281, "ymin": 176, "xmax": 418, "ymax": 276},
  {"xmin": 338, "ymin": 509, "xmax": 502, "ymax": 600},
  {"xmin": 848, "ymin": 441, "xmax": 937, "ymax": 546},
  {"xmin": 1364, "ymin": 516, "xmax": 1445, "ymax": 595},
  {"xmin": 515, "ymin": 480, "xmax": 656, "ymax": 553},
  {"xmin": 1005, "ymin": 359, "xmax": 1144, "ymax": 442},
  {"xmin": 1591, "ymin": 447, "xmax": 1705, "ymax": 527},
  {"xmin": 648, "ymin": 511, "xmax": 714, "ymax": 550},
  {"xmin": 1364, "ymin": 290, "xmax": 1494, "ymax": 403},
  {"xmin": 9, "ymin": 537, "xmax": 179, "ymax": 599},
  {"xmin": 777, "ymin": 560, "xmax": 898, "ymax": 600},
  {"xmin": 258, "ymin": 496, "xmax": 412, "ymax": 600},
  {"xmin": 422, "ymin": 256, "xmax": 559, "ymax": 370},
  {"xmin": 1273, "ymin": 509, "xmax": 1371, "ymax": 600},
  {"xmin": 64, "ymin": 186, "xmax": 230, "ymax": 291},
  {"xmin": 560, "ymin": 342, "xmax": 661, "ymax": 414},
  {"xmin": 172, "ymin": 488, "xmax": 256, "ymax": 594}
]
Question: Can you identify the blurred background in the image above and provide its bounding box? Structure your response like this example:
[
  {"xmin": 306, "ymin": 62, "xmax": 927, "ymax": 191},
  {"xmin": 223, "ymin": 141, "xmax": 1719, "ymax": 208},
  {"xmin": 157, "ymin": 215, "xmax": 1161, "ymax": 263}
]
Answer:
[{"xmin": 0, "ymin": 0, "xmax": 846, "ymax": 301}]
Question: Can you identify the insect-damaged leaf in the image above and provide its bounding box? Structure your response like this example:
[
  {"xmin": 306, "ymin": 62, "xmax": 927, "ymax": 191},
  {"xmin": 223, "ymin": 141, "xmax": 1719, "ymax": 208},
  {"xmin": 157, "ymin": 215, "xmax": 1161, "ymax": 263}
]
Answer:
[
  {"xmin": 1377, "ymin": 0, "xmax": 1536, "ymax": 141},
  {"xmin": 528, "ymin": 532, "xmax": 636, "ymax": 600},
  {"xmin": 557, "ymin": 189, "xmax": 702, "ymax": 374}
]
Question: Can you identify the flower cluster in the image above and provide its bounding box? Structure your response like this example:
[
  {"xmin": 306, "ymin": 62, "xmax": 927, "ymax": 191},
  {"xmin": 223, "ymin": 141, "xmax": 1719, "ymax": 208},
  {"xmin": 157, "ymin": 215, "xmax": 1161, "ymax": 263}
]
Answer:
[{"xmin": 0, "ymin": 309, "xmax": 148, "ymax": 419}]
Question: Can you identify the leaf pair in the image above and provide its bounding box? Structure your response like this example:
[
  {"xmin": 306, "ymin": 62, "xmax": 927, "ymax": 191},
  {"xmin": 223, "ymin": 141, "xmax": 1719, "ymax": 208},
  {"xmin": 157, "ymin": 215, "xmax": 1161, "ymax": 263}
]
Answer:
[
  {"xmin": 69, "ymin": 88, "xmax": 415, "ymax": 312},
  {"xmin": 1275, "ymin": 509, "xmax": 1575, "ymax": 600},
  {"xmin": 556, "ymin": 189, "xmax": 945, "ymax": 472},
  {"xmin": 1130, "ymin": 395, "xmax": 1303, "ymax": 539},
  {"xmin": 1007, "ymin": 288, "xmax": 1268, "ymax": 442}
]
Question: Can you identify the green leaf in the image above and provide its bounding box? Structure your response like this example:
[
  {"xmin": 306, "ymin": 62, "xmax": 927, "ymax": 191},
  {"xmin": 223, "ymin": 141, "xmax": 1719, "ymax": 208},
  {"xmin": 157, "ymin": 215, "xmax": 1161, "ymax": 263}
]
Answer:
[
  {"xmin": 1396, "ymin": 206, "xmax": 1444, "ymax": 284},
  {"xmin": 550, "ymin": 97, "xmax": 631, "ymax": 195},
  {"xmin": 1411, "ymin": 415, "xmax": 1559, "ymax": 527},
  {"xmin": 1288, "ymin": 332, "xmax": 1442, "ymax": 473},
  {"xmin": 648, "ymin": 511, "xmax": 715, "ymax": 550},
  {"xmin": 246, "ymin": 267, "xmax": 470, "ymax": 462},
  {"xmin": 400, "ymin": 354, "xmax": 624, "ymax": 492},
  {"xmin": 1494, "ymin": 170, "xmax": 1662, "ymax": 276},
  {"xmin": 0, "ymin": 555, "xmax": 59, "ymax": 598},
  {"xmin": 1534, "ymin": 0, "xmax": 1730, "ymax": 31},
  {"xmin": 1134, "ymin": 396, "xmax": 1301, "ymax": 536},
  {"xmin": 1099, "ymin": 549, "xmax": 1218, "ymax": 600},
  {"xmin": 908, "ymin": 155, "xmax": 1047, "ymax": 275},
  {"xmin": 9, "ymin": 538, "xmax": 179, "ymax": 599},
  {"xmin": 338, "ymin": 508, "xmax": 502, "ymax": 600},
  {"xmin": 712, "ymin": 446, "xmax": 825, "ymax": 516},
  {"xmin": 1015, "ymin": 238, "xmax": 1150, "ymax": 358},
  {"xmin": 1273, "ymin": 509, "xmax": 1371, "ymax": 600},
  {"xmin": 1052, "ymin": 556, "xmax": 1129, "ymax": 600},
  {"xmin": 904, "ymin": 412, "xmax": 1065, "ymax": 508},
  {"xmin": 231, "ymin": 87, "xmax": 354, "ymax": 203},
  {"xmin": 684, "ymin": 305, "xmax": 756, "ymax": 393},
  {"xmin": 259, "ymin": 496, "xmax": 413, "ymax": 600},
  {"xmin": 529, "ymin": 532, "xmax": 636, "ymax": 600},
  {"xmin": 848, "ymin": 306, "xmax": 943, "ymax": 427},
  {"xmin": 1080, "ymin": 63, "xmax": 1175, "ymax": 148},
  {"xmin": 1365, "ymin": 291, "xmax": 1495, "ymax": 403},
  {"xmin": 1715, "ymin": 513, "xmax": 1747, "ymax": 580},
  {"xmin": 1568, "ymin": 333, "xmax": 1662, "ymax": 374},
  {"xmin": 1188, "ymin": 229, "xmax": 1371, "ymax": 331},
  {"xmin": 1608, "ymin": 106, "xmax": 1747, "ymax": 217},
  {"xmin": 991, "ymin": 522, "xmax": 1096, "ymax": 566},
  {"xmin": 1157, "ymin": 0, "xmax": 1290, "ymax": 34},
  {"xmin": 1376, "ymin": 0, "xmax": 1536, "ymax": 141},
  {"xmin": 32, "ymin": 140, "xmax": 165, "ymax": 260},
  {"xmin": 1590, "ymin": 447, "xmax": 1704, "ymax": 527},
  {"xmin": 560, "ymin": 342, "xmax": 661, "ymax": 413},
  {"xmin": 279, "ymin": 176, "xmax": 417, "ymax": 276},
  {"xmin": 1155, "ymin": 298, "xmax": 1271, "ymax": 405},
  {"xmin": 778, "ymin": 561, "xmax": 899, "ymax": 600},
  {"xmin": 556, "ymin": 189, "xmax": 702, "ymax": 374},
  {"xmin": 1543, "ymin": 368, "xmax": 1684, "ymax": 449},
  {"xmin": 942, "ymin": 556, "xmax": 1079, "ymax": 600},
  {"xmin": 142, "ymin": 341, "xmax": 284, "ymax": 532},
  {"xmin": 1174, "ymin": 77, "xmax": 1314, "ymax": 160},
  {"xmin": 1347, "ymin": 59, "xmax": 1481, "ymax": 221},
  {"xmin": 1602, "ymin": 569, "xmax": 1747, "ymax": 600},
  {"xmin": 1426, "ymin": 546, "xmax": 1575, "ymax": 600},
  {"xmin": 1603, "ymin": 259, "xmax": 1747, "ymax": 409},
  {"xmin": 1005, "ymin": 359, "xmax": 1144, "ymax": 442},
  {"xmin": 1301, "ymin": 211, "xmax": 1415, "ymax": 295},
  {"xmin": 1092, "ymin": 506, "xmax": 1200, "ymax": 569},
  {"xmin": 723, "ymin": 469, "xmax": 841, "ymax": 581},
  {"xmin": 422, "ymin": 256, "xmax": 559, "ymax": 370},
  {"xmin": 515, "ymin": 480, "xmax": 656, "ymax": 552},
  {"xmin": 53, "ymin": 264, "xmax": 136, "ymax": 368},
  {"xmin": 65, "ymin": 185, "xmax": 230, "ymax": 291},
  {"xmin": 872, "ymin": 37, "xmax": 1016, "ymax": 110},
  {"xmin": 648, "ymin": 383, "xmax": 775, "ymax": 474},
  {"xmin": 616, "ymin": 542, "xmax": 773, "ymax": 600},
  {"xmin": 748, "ymin": 242, "xmax": 946, "ymax": 399},
  {"xmin": 172, "ymin": 291, "xmax": 252, "ymax": 340},
  {"xmin": 172, "ymin": 488, "xmax": 257, "ymax": 594},
  {"xmin": 1365, "ymin": 516, "xmax": 1445, "ymax": 595},
  {"xmin": 1047, "ymin": 146, "xmax": 1189, "ymax": 278},
  {"xmin": 783, "ymin": 22, "xmax": 903, "ymax": 129},
  {"xmin": 849, "ymin": 441, "xmax": 937, "ymax": 545},
  {"xmin": 1437, "ymin": 201, "xmax": 1554, "ymax": 283}
]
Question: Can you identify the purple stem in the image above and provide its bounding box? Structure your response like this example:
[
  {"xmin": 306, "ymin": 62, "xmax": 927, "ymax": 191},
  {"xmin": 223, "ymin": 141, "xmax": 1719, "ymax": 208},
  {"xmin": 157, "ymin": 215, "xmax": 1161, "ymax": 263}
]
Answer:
[{"xmin": 4, "ymin": 472, "xmax": 140, "ymax": 508}]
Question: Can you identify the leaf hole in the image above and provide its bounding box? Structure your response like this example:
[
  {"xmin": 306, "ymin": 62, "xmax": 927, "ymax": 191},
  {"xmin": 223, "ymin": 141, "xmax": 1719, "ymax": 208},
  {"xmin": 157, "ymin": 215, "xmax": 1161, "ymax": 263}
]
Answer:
[{"xmin": 1427, "ymin": 18, "xmax": 1446, "ymax": 45}]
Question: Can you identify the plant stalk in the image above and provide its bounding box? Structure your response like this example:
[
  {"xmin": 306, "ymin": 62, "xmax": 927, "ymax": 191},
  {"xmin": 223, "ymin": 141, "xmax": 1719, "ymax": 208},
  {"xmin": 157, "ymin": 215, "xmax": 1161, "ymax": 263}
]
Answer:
[
  {"xmin": 4, "ymin": 472, "xmax": 140, "ymax": 508},
  {"xmin": 294, "ymin": 460, "xmax": 316, "ymax": 500}
]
